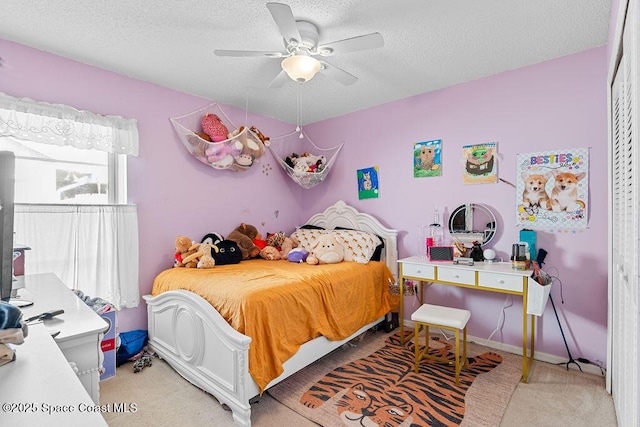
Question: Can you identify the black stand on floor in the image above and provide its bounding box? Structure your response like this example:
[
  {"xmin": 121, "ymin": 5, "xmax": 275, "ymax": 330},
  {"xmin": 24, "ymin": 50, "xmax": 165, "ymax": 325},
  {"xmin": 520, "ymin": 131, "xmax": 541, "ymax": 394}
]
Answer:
[{"xmin": 549, "ymin": 294, "xmax": 582, "ymax": 372}]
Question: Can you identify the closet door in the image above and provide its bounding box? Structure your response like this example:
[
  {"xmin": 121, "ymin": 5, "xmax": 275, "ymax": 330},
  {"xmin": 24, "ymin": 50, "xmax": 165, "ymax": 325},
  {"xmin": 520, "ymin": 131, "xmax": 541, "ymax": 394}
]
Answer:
[{"xmin": 610, "ymin": 1, "xmax": 640, "ymax": 425}]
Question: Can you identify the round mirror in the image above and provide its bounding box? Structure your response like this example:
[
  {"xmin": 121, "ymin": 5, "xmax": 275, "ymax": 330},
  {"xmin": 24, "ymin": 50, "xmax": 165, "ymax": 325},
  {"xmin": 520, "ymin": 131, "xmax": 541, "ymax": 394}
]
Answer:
[{"xmin": 448, "ymin": 203, "xmax": 497, "ymax": 246}]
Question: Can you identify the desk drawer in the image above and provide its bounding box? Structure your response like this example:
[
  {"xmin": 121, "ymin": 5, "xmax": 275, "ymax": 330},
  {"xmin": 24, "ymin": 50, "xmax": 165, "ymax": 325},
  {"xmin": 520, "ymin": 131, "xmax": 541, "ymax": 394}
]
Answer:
[
  {"xmin": 436, "ymin": 266, "xmax": 476, "ymax": 286},
  {"xmin": 401, "ymin": 263, "xmax": 435, "ymax": 280},
  {"xmin": 478, "ymin": 272, "xmax": 524, "ymax": 293}
]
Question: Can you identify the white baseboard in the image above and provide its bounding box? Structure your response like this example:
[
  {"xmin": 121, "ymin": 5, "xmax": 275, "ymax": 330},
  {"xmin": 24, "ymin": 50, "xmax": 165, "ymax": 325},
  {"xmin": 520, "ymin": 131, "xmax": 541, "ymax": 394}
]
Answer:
[{"xmin": 403, "ymin": 320, "xmax": 605, "ymax": 377}]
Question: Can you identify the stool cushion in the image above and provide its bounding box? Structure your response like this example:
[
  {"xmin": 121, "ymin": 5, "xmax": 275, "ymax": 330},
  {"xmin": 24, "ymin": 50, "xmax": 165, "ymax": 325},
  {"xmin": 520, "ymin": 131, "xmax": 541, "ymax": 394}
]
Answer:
[{"xmin": 411, "ymin": 304, "xmax": 470, "ymax": 330}]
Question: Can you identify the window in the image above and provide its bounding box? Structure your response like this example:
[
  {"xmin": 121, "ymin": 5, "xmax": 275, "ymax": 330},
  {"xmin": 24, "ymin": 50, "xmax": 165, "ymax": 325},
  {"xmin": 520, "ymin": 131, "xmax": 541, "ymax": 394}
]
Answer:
[
  {"xmin": 0, "ymin": 92, "xmax": 139, "ymax": 309},
  {"xmin": 0, "ymin": 136, "xmax": 127, "ymax": 204}
]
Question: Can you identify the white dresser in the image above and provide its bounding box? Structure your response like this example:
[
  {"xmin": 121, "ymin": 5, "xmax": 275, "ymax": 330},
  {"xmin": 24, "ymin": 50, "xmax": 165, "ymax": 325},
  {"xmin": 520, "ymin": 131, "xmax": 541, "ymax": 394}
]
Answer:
[
  {"xmin": 12, "ymin": 273, "xmax": 109, "ymax": 403},
  {"xmin": 0, "ymin": 324, "xmax": 108, "ymax": 426}
]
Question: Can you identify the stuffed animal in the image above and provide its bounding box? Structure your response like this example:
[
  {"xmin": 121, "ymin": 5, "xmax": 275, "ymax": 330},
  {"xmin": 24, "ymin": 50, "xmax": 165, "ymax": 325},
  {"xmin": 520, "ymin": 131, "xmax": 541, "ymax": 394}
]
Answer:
[
  {"xmin": 197, "ymin": 242, "xmax": 216, "ymax": 268},
  {"xmin": 280, "ymin": 236, "xmax": 297, "ymax": 258},
  {"xmin": 204, "ymin": 139, "xmax": 243, "ymax": 167},
  {"xmin": 212, "ymin": 240, "xmax": 243, "ymax": 265},
  {"xmin": 181, "ymin": 242, "xmax": 216, "ymax": 269},
  {"xmin": 201, "ymin": 113, "xmax": 229, "ymax": 142},
  {"xmin": 201, "ymin": 232, "xmax": 224, "ymax": 246},
  {"xmin": 260, "ymin": 245, "xmax": 282, "ymax": 261},
  {"xmin": 287, "ymin": 247, "xmax": 308, "ymax": 263},
  {"xmin": 174, "ymin": 235, "xmax": 198, "ymax": 268},
  {"xmin": 226, "ymin": 126, "xmax": 269, "ymax": 171},
  {"xmin": 285, "ymin": 152, "xmax": 327, "ymax": 175},
  {"xmin": 306, "ymin": 234, "xmax": 344, "ymax": 265},
  {"xmin": 266, "ymin": 232, "xmax": 285, "ymax": 249},
  {"xmin": 249, "ymin": 126, "xmax": 270, "ymax": 147},
  {"xmin": 226, "ymin": 223, "xmax": 262, "ymax": 260}
]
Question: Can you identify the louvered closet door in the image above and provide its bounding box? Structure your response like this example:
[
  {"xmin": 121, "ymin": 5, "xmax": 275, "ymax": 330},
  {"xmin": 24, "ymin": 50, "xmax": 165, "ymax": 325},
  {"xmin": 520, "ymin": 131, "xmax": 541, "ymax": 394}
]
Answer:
[{"xmin": 610, "ymin": 1, "xmax": 640, "ymax": 425}]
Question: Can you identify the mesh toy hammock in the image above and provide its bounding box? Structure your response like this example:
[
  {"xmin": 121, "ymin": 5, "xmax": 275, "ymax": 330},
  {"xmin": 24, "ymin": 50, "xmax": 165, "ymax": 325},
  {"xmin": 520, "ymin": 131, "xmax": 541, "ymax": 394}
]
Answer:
[
  {"xmin": 268, "ymin": 128, "xmax": 343, "ymax": 189},
  {"xmin": 170, "ymin": 103, "xmax": 268, "ymax": 172}
]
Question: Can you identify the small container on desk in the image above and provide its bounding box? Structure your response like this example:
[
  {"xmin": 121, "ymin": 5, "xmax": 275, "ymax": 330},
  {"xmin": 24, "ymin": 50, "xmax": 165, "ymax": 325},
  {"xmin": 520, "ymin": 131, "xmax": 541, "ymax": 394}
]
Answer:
[{"xmin": 13, "ymin": 244, "xmax": 31, "ymax": 276}]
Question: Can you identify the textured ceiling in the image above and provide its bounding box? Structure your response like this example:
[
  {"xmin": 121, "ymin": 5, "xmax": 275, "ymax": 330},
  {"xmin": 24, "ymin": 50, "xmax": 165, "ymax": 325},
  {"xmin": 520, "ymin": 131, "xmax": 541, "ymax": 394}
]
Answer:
[{"xmin": 0, "ymin": 0, "xmax": 611, "ymax": 125}]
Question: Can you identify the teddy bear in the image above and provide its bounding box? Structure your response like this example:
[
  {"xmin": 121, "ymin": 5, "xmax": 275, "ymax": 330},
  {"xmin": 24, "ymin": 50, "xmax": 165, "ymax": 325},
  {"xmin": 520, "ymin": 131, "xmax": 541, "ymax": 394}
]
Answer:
[
  {"xmin": 180, "ymin": 242, "xmax": 216, "ymax": 269},
  {"xmin": 201, "ymin": 113, "xmax": 229, "ymax": 142},
  {"xmin": 280, "ymin": 236, "xmax": 298, "ymax": 258},
  {"xmin": 226, "ymin": 223, "xmax": 262, "ymax": 260},
  {"xmin": 306, "ymin": 234, "xmax": 344, "ymax": 265},
  {"xmin": 174, "ymin": 235, "xmax": 198, "ymax": 268}
]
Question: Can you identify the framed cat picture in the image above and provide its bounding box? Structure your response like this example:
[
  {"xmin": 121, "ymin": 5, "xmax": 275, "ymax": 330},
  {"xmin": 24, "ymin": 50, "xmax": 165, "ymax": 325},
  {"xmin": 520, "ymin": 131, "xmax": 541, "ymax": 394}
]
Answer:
[
  {"xmin": 414, "ymin": 139, "xmax": 442, "ymax": 178},
  {"xmin": 357, "ymin": 166, "xmax": 379, "ymax": 199}
]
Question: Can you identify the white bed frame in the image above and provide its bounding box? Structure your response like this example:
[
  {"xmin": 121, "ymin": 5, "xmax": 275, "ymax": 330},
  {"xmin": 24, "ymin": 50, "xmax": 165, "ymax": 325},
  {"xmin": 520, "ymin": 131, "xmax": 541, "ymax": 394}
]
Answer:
[{"xmin": 143, "ymin": 200, "xmax": 398, "ymax": 426}]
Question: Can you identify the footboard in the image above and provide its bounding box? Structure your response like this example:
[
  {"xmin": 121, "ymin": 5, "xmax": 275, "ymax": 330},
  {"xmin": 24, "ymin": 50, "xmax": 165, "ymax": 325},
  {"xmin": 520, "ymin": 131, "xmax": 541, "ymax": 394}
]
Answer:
[{"xmin": 143, "ymin": 290, "xmax": 257, "ymax": 426}]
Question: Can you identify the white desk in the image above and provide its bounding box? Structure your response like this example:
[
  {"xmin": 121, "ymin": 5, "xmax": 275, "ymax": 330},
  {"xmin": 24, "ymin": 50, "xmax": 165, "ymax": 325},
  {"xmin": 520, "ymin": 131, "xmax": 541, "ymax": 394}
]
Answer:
[
  {"xmin": 13, "ymin": 273, "xmax": 109, "ymax": 403},
  {"xmin": 0, "ymin": 324, "xmax": 108, "ymax": 426},
  {"xmin": 398, "ymin": 256, "xmax": 535, "ymax": 382}
]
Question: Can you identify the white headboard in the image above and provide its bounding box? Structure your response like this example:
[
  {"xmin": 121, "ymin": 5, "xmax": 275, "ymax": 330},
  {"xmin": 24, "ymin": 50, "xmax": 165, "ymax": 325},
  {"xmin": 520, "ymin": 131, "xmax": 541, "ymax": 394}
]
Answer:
[{"xmin": 305, "ymin": 200, "xmax": 398, "ymax": 280}]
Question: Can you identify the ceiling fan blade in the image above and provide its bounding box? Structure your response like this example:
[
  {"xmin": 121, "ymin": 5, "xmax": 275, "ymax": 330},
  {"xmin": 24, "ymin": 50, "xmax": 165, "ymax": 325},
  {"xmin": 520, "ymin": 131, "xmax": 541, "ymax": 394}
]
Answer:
[
  {"xmin": 318, "ymin": 61, "xmax": 358, "ymax": 86},
  {"xmin": 267, "ymin": 69, "xmax": 291, "ymax": 88},
  {"xmin": 317, "ymin": 32, "xmax": 384, "ymax": 56},
  {"xmin": 266, "ymin": 2, "xmax": 302, "ymax": 46},
  {"xmin": 214, "ymin": 49, "xmax": 284, "ymax": 58}
]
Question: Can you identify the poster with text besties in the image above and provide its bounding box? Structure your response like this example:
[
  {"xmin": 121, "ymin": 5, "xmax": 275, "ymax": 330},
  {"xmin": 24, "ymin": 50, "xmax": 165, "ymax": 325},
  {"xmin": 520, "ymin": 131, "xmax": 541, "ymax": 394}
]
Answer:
[{"xmin": 516, "ymin": 148, "xmax": 589, "ymax": 231}]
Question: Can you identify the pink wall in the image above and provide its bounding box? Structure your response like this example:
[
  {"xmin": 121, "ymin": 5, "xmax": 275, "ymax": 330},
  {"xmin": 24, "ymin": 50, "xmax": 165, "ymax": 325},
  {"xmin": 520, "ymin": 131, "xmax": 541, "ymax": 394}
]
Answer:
[
  {"xmin": 0, "ymin": 38, "xmax": 300, "ymax": 331},
  {"xmin": 303, "ymin": 47, "xmax": 608, "ymax": 366},
  {"xmin": 1, "ymin": 37, "xmax": 609, "ymax": 366}
]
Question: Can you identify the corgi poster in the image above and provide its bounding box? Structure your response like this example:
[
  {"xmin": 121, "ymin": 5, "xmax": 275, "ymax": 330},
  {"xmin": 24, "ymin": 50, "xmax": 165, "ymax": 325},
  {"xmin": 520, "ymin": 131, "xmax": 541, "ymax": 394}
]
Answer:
[
  {"xmin": 463, "ymin": 142, "xmax": 498, "ymax": 184},
  {"xmin": 516, "ymin": 148, "xmax": 589, "ymax": 230},
  {"xmin": 357, "ymin": 166, "xmax": 379, "ymax": 199},
  {"xmin": 414, "ymin": 139, "xmax": 442, "ymax": 178}
]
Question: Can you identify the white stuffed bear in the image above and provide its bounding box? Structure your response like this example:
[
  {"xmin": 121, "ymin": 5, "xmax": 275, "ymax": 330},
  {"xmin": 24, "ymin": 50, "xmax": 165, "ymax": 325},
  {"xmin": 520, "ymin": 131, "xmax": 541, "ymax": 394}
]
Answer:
[{"xmin": 306, "ymin": 234, "xmax": 344, "ymax": 265}]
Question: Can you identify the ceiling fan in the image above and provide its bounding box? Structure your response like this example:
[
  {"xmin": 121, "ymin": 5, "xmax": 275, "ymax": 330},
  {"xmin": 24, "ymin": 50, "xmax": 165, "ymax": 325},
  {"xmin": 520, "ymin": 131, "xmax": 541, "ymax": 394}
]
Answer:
[{"xmin": 214, "ymin": 2, "xmax": 384, "ymax": 87}]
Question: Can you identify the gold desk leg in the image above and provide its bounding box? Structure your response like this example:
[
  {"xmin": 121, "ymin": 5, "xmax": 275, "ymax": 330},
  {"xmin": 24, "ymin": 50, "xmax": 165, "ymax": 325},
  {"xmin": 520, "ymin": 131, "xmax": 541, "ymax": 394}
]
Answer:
[{"xmin": 521, "ymin": 286, "xmax": 529, "ymax": 383}]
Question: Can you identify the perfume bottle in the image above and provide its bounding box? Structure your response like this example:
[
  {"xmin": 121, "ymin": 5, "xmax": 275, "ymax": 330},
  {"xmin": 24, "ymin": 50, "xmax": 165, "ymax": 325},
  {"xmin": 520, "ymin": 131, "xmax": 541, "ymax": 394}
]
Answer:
[{"xmin": 428, "ymin": 207, "xmax": 443, "ymax": 247}]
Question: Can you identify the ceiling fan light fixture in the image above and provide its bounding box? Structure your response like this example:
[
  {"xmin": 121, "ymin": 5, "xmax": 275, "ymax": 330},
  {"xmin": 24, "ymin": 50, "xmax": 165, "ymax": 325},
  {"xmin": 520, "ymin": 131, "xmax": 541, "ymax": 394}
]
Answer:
[{"xmin": 281, "ymin": 54, "xmax": 321, "ymax": 83}]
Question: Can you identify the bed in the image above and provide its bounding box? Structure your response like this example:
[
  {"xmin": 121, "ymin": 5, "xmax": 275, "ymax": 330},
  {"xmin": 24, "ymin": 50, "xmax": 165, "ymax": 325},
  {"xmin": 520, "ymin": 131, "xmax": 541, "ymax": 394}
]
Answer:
[{"xmin": 143, "ymin": 200, "xmax": 398, "ymax": 426}]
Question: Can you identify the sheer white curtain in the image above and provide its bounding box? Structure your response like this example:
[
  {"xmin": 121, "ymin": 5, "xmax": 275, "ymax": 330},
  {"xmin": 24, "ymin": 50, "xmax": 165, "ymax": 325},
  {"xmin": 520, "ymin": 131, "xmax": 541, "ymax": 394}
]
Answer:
[{"xmin": 14, "ymin": 204, "xmax": 139, "ymax": 309}]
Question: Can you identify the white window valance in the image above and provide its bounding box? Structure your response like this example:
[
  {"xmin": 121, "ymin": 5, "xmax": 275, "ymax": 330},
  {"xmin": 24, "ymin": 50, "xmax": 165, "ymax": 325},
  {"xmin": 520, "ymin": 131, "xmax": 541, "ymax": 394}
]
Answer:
[{"xmin": 0, "ymin": 92, "xmax": 139, "ymax": 156}]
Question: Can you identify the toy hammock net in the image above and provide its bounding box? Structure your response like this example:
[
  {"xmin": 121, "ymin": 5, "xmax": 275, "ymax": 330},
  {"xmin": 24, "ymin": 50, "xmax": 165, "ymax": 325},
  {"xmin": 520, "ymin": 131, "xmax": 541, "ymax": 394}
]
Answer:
[
  {"xmin": 268, "ymin": 128, "xmax": 343, "ymax": 189},
  {"xmin": 169, "ymin": 103, "xmax": 269, "ymax": 172}
]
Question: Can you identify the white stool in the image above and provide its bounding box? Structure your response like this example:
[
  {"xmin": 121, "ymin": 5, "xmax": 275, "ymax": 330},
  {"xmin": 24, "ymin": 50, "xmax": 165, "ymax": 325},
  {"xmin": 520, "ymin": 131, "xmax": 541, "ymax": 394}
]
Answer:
[{"xmin": 411, "ymin": 303, "xmax": 470, "ymax": 384}]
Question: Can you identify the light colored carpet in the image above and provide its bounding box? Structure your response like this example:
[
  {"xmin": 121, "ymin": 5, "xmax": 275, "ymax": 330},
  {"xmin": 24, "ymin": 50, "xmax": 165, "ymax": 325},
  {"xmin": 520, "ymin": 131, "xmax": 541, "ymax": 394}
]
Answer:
[{"xmin": 99, "ymin": 332, "xmax": 617, "ymax": 426}]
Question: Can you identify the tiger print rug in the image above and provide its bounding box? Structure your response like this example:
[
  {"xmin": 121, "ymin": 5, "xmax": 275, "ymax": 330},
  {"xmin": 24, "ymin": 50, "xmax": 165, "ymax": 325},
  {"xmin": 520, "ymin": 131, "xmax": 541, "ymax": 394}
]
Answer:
[{"xmin": 268, "ymin": 331, "xmax": 522, "ymax": 427}]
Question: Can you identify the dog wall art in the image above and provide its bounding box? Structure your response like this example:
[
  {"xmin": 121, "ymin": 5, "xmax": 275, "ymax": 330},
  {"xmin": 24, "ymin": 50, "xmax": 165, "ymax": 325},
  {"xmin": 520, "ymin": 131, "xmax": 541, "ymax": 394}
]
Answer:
[{"xmin": 516, "ymin": 148, "xmax": 589, "ymax": 231}]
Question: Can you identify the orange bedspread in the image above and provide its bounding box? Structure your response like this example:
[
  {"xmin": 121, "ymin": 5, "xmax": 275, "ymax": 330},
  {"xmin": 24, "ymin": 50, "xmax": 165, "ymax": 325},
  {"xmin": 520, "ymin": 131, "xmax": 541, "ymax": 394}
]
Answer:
[{"xmin": 151, "ymin": 259, "xmax": 394, "ymax": 392}]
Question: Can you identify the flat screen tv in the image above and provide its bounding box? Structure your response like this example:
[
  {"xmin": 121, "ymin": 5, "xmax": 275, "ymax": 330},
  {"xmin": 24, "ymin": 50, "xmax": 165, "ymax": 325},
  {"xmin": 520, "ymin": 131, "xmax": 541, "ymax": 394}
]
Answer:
[{"xmin": 0, "ymin": 151, "xmax": 15, "ymax": 302}]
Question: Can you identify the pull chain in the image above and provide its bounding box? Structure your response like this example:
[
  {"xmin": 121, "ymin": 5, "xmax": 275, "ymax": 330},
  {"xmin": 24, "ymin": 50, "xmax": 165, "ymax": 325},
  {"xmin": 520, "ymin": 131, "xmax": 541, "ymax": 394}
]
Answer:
[{"xmin": 296, "ymin": 82, "xmax": 304, "ymax": 138}]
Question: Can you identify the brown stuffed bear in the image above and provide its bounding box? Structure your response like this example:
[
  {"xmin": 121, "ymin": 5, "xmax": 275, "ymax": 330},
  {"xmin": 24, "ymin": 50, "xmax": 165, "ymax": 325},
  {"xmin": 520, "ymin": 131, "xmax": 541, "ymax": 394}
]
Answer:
[
  {"xmin": 174, "ymin": 235, "xmax": 198, "ymax": 268},
  {"xmin": 227, "ymin": 223, "xmax": 262, "ymax": 260}
]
